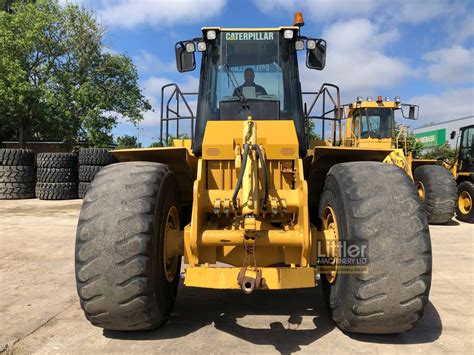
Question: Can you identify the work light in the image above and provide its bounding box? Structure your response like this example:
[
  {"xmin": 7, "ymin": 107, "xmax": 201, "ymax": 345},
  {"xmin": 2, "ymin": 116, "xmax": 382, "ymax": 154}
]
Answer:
[
  {"xmin": 206, "ymin": 30, "xmax": 216, "ymax": 40},
  {"xmin": 295, "ymin": 40, "xmax": 304, "ymax": 50},
  {"xmin": 284, "ymin": 29, "xmax": 294, "ymax": 39},
  {"xmin": 185, "ymin": 42, "xmax": 195, "ymax": 53},
  {"xmin": 197, "ymin": 41, "xmax": 207, "ymax": 52},
  {"xmin": 306, "ymin": 39, "xmax": 316, "ymax": 50}
]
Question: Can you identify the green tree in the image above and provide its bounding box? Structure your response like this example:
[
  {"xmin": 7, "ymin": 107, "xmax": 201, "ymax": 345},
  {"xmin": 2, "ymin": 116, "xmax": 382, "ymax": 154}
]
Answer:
[
  {"xmin": 394, "ymin": 126, "xmax": 424, "ymax": 158},
  {"xmin": 149, "ymin": 133, "xmax": 191, "ymax": 147},
  {"xmin": 0, "ymin": 0, "xmax": 150, "ymax": 147},
  {"xmin": 422, "ymin": 143, "xmax": 457, "ymax": 164},
  {"xmin": 1, "ymin": 0, "xmax": 35, "ymax": 13},
  {"xmin": 0, "ymin": 0, "xmax": 62, "ymax": 145},
  {"xmin": 406, "ymin": 133, "xmax": 424, "ymax": 158},
  {"xmin": 306, "ymin": 119, "xmax": 323, "ymax": 142},
  {"xmin": 116, "ymin": 134, "xmax": 140, "ymax": 149},
  {"xmin": 149, "ymin": 141, "xmax": 162, "ymax": 148}
]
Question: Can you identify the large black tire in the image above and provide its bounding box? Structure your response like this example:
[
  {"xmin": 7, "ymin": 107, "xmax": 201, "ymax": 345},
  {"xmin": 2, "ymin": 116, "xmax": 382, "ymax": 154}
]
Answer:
[
  {"xmin": 35, "ymin": 182, "xmax": 78, "ymax": 200},
  {"xmin": 78, "ymin": 165, "xmax": 102, "ymax": 182},
  {"xmin": 78, "ymin": 182, "xmax": 91, "ymax": 199},
  {"xmin": 37, "ymin": 168, "xmax": 77, "ymax": 183},
  {"xmin": 0, "ymin": 182, "xmax": 35, "ymax": 199},
  {"xmin": 36, "ymin": 153, "xmax": 77, "ymax": 169},
  {"xmin": 318, "ymin": 162, "xmax": 431, "ymax": 334},
  {"xmin": 75, "ymin": 162, "xmax": 182, "ymax": 330},
  {"xmin": 0, "ymin": 149, "xmax": 34, "ymax": 166},
  {"xmin": 78, "ymin": 148, "xmax": 117, "ymax": 166},
  {"xmin": 456, "ymin": 181, "xmax": 474, "ymax": 223},
  {"xmin": 414, "ymin": 165, "xmax": 457, "ymax": 224},
  {"xmin": 0, "ymin": 166, "xmax": 36, "ymax": 183}
]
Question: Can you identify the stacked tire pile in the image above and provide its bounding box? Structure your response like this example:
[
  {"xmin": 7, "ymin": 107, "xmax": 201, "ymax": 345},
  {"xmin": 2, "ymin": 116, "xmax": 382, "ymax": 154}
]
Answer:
[
  {"xmin": 36, "ymin": 153, "xmax": 78, "ymax": 200},
  {"xmin": 78, "ymin": 148, "xmax": 117, "ymax": 199},
  {"xmin": 0, "ymin": 149, "xmax": 36, "ymax": 199}
]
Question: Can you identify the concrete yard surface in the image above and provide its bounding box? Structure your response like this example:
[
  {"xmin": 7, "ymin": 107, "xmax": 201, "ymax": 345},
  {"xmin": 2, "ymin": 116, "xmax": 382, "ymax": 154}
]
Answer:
[{"xmin": 0, "ymin": 199, "xmax": 473, "ymax": 354}]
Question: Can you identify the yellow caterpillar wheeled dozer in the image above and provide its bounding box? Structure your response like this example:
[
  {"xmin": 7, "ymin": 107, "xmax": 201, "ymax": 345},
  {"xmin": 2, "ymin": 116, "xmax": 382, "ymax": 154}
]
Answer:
[
  {"xmin": 75, "ymin": 13, "xmax": 432, "ymax": 334},
  {"xmin": 329, "ymin": 95, "xmax": 457, "ymax": 224},
  {"xmin": 450, "ymin": 124, "xmax": 474, "ymax": 223}
]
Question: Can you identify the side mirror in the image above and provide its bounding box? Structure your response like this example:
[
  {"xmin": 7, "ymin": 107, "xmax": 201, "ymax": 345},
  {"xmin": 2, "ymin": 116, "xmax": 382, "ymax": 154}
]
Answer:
[
  {"xmin": 401, "ymin": 104, "xmax": 419, "ymax": 120},
  {"xmin": 306, "ymin": 39, "xmax": 326, "ymax": 70},
  {"xmin": 175, "ymin": 41, "xmax": 196, "ymax": 73},
  {"xmin": 450, "ymin": 131, "xmax": 456, "ymax": 139},
  {"xmin": 408, "ymin": 105, "xmax": 416, "ymax": 119}
]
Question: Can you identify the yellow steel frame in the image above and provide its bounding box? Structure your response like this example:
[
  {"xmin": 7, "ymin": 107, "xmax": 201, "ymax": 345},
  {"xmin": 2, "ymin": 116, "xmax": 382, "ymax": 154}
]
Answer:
[
  {"xmin": 182, "ymin": 118, "xmax": 316, "ymax": 290},
  {"xmin": 185, "ymin": 267, "xmax": 316, "ymax": 289}
]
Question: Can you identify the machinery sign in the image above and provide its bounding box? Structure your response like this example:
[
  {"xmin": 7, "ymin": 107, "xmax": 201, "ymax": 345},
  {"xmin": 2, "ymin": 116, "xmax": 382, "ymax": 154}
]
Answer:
[
  {"xmin": 225, "ymin": 32, "xmax": 274, "ymax": 41},
  {"xmin": 415, "ymin": 128, "xmax": 446, "ymax": 148}
]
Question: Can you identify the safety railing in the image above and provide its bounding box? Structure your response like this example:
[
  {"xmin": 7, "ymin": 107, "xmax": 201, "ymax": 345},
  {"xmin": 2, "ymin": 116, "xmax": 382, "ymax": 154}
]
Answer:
[
  {"xmin": 160, "ymin": 83, "xmax": 198, "ymax": 146},
  {"xmin": 302, "ymin": 83, "xmax": 343, "ymax": 145}
]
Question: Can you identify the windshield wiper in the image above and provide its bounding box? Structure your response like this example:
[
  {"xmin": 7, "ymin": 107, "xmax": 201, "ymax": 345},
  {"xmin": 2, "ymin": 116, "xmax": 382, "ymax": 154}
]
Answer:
[{"xmin": 221, "ymin": 63, "xmax": 250, "ymax": 112}]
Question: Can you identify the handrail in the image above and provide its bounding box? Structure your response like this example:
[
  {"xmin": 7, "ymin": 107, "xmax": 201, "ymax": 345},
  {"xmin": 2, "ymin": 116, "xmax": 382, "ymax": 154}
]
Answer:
[
  {"xmin": 160, "ymin": 83, "xmax": 198, "ymax": 146},
  {"xmin": 302, "ymin": 83, "xmax": 342, "ymax": 145}
]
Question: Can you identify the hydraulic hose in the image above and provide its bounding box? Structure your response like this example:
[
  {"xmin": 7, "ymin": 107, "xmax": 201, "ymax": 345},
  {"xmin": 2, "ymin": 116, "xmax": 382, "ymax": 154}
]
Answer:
[
  {"xmin": 232, "ymin": 143, "xmax": 249, "ymax": 210},
  {"xmin": 253, "ymin": 144, "xmax": 269, "ymax": 210}
]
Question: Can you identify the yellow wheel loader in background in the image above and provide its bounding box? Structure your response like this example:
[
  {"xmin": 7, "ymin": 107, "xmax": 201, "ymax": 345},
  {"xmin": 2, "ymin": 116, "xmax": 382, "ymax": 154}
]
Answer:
[
  {"xmin": 325, "ymin": 95, "xmax": 457, "ymax": 224},
  {"xmin": 450, "ymin": 125, "xmax": 474, "ymax": 223},
  {"xmin": 75, "ymin": 13, "xmax": 432, "ymax": 334}
]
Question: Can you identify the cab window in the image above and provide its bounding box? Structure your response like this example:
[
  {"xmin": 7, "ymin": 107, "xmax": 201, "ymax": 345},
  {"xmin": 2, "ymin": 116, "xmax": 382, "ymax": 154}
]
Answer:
[{"xmin": 360, "ymin": 108, "xmax": 394, "ymax": 138}]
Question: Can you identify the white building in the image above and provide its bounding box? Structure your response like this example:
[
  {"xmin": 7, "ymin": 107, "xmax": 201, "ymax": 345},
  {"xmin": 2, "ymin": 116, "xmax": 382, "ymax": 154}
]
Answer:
[{"xmin": 413, "ymin": 116, "xmax": 474, "ymax": 149}]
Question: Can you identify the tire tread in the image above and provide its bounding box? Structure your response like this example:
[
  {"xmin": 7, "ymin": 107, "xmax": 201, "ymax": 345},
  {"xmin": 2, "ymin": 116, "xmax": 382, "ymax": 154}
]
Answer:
[
  {"xmin": 414, "ymin": 165, "xmax": 457, "ymax": 224},
  {"xmin": 319, "ymin": 162, "xmax": 432, "ymax": 334},
  {"xmin": 75, "ymin": 162, "xmax": 180, "ymax": 330}
]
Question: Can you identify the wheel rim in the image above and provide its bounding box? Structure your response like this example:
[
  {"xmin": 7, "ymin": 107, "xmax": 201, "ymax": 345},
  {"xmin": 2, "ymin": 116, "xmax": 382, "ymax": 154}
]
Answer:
[
  {"xmin": 321, "ymin": 206, "xmax": 339, "ymax": 284},
  {"xmin": 163, "ymin": 205, "xmax": 180, "ymax": 282},
  {"xmin": 458, "ymin": 191, "xmax": 472, "ymax": 215},
  {"xmin": 416, "ymin": 181, "xmax": 425, "ymax": 201}
]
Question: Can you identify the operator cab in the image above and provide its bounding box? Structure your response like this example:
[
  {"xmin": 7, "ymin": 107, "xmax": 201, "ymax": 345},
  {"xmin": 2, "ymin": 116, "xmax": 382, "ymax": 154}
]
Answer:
[
  {"xmin": 174, "ymin": 16, "xmax": 327, "ymax": 155},
  {"xmin": 458, "ymin": 125, "xmax": 474, "ymax": 173},
  {"xmin": 353, "ymin": 107, "xmax": 394, "ymax": 139},
  {"xmin": 345, "ymin": 95, "xmax": 419, "ymax": 146}
]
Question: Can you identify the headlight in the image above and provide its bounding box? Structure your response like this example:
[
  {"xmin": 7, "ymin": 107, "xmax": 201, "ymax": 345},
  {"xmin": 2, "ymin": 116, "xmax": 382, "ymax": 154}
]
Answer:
[
  {"xmin": 307, "ymin": 39, "xmax": 316, "ymax": 50},
  {"xmin": 284, "ymin": 29, "xmax": 294, "ymax": 39},
  {"xmin": 295, "ymin": 40, "xmax": 304, "ymax": 51},
  {"xmin": 395, "ymin": 96, "xmax": 401, "ymax": 103},
  {"xmin": 197, "ymin": 41, "xmax": 207, "ymax": 52},
  {"xmin": 367, "ymin": 96, "xmax": 373, "ymax": 102},
  {"xmin": 185, "ymin": 42, "xmax": 195, "ymax": 53},
  {"xmin": 206, "ymin": 30, "xmax": 216, "ymax": 40},
  {"xmin": 385, "ymin": 96, "xmax": 390, "ymax": 102},
  {"xmin": 357, "ymin": 96, "xmax": 362, "ymax": 103}
]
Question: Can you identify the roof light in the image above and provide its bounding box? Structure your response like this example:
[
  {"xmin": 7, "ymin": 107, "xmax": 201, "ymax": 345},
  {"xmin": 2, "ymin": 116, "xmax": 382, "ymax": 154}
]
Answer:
[
  {"xmin": 367, "ymin": 96, "xmax": 373, "ymax": 102},
  {"xmin": 395, "ymin": 96, "xmax": 401, "ymax": 103},
  {"xmin": 294, "ymin": 11, "xmax": 305, "ymax": 27},
  {"xmin": 377, "ymin": 95, "xmax": 383, "ymax": 102},
  {"xmin": 385, "ymin": 96, "xmax": 390, "ymax": 102},
  {"xmin": 185, "ymin": 42, "xmax": 195, "ymax": 53},
  {"xmin": 206, "ymin": 30, "xmax": 216, "ymax": 40},
  {"xmin": 197, "ymin": 41, "xmax": 207, "ymax": 52},
  {"xmin": 295, "ymin": 39, "xmax": 304, "ymax": 51},
  {"xmin": 356, "ymin": 96, "xmax": 363, "ymax": 103},
  {"xmin": 284, "ymin": 29, "xmax": 294, "ymax": 39},
  {"xmin": 307, "ymin": 39, "xmax": 316, "ymax": 50}
]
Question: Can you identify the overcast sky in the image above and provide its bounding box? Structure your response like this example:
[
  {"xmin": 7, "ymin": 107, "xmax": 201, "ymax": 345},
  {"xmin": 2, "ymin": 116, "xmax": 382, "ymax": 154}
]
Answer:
[{"xmin": 66, "ymin": 0, "xmax": 474, "ymax": 146}]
